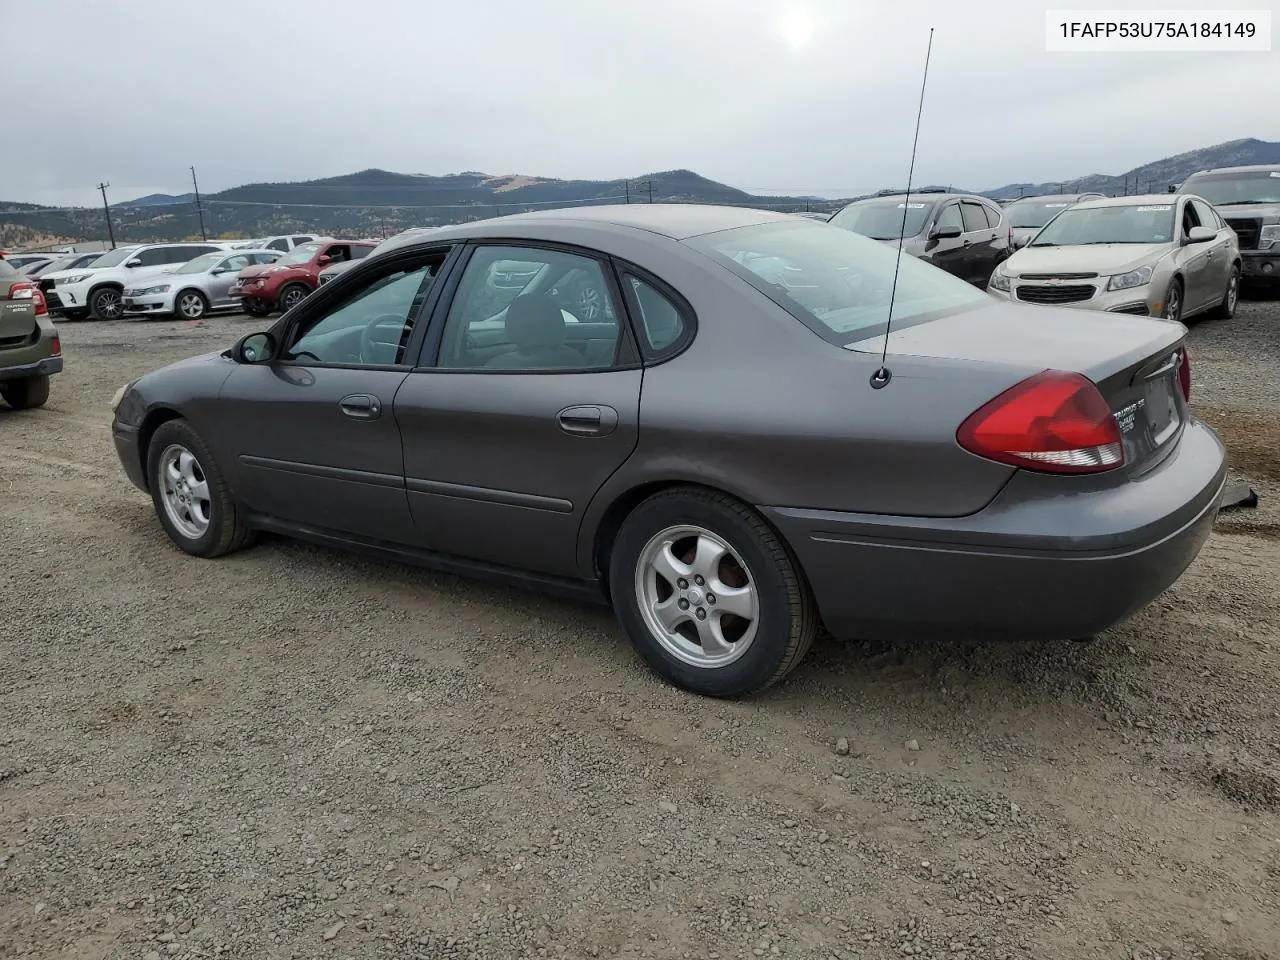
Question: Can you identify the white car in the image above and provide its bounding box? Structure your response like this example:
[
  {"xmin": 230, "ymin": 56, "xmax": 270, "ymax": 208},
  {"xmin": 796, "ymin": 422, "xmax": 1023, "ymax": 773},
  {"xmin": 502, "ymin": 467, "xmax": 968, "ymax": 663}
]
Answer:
[
  {"xmin": 123, "ymin": 249, "xmax": 282, "ymax": 320},
  {"xmin": 40, "ymin": 242, "xmax": 230, "ymax": 320},
  {"xmin": 232, "ymin": 234, "xmax": 318, "ymax": 253}
]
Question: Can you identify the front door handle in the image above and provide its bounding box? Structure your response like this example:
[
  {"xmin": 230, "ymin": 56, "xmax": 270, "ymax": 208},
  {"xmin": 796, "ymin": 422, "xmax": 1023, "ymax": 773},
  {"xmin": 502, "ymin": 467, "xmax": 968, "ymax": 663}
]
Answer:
[
  {"xmin": 339, "ymin": 394, "xmax": 381, "ymax": 420},
  {"xmin": 557, "ymin": 404, "xmax": 619, "ymax": 437}
]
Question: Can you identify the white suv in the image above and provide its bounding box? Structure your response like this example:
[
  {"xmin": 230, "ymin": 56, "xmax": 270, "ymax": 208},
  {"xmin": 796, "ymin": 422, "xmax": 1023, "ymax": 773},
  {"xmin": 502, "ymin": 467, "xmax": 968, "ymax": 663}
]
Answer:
[
  {"xmin": 41, "ymin": 242, "xmax": 230, "ymax": 320},
  {"xmin": 232, "ymin": 234, "xmax": 318, "ymax": 253}
]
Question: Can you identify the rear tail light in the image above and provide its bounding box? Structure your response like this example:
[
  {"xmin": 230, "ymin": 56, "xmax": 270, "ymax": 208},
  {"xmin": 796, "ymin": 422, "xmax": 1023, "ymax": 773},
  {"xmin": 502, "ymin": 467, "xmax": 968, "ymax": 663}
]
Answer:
[
  {"xmin": 957, "ymin": 370, "xmax": 1124, "ymax": 474},
  {"xmin": 1177, "ymin": 347, "xmax": 1191, "ymax": 402},
  {"xmin": 7, "ymin": 280, "xmax": 48, "ymax": 316},
  {"xmin": 51, "ymin": 334, "xmax": 61, "ymax": 356}
]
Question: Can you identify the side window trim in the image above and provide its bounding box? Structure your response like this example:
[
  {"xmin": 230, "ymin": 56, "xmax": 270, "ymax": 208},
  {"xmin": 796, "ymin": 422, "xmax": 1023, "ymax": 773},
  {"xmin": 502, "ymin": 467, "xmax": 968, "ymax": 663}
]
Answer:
[
  {"xmin": 270, "ymin": 244, "xmax": 460, "ymax": 371},
  {"xmin": 416, "ymin": 239, "xmax": 642, "ymax": 373},
  {"xmin": 610, "ymin": 259, "xmax": 697, "ymax": 364}
]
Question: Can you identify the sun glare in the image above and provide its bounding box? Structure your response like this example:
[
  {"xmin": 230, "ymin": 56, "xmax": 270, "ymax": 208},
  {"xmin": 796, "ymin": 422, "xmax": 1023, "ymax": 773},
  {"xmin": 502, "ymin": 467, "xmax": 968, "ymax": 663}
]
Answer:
[{"xmin": 778, "ymin": 7, "xmax": 816, "ymax": 49}]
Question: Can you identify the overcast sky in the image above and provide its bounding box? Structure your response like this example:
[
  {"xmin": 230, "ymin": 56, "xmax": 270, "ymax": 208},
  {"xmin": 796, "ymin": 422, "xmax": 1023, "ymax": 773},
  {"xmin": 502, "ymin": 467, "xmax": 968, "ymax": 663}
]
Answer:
[{"xmin": 9, "ymin": 0, "xmax": 1277, "ymax": 206}]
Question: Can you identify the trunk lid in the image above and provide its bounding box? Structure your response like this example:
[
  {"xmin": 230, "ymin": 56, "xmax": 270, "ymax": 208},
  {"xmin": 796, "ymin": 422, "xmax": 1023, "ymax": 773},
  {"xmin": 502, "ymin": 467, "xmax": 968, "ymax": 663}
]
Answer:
[
  {"xmin": 0, "ymin": 264, "xmax": 39, "ymax": 340},
  {"xmin": 848, "ymin": 300, "xmax": 1188, "ymax": 471}
]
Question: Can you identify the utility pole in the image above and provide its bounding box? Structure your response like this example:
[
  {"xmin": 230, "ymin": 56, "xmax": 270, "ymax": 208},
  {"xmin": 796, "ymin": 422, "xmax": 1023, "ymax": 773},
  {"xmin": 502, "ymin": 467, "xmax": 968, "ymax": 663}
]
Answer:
[
  {"xmin": 97, "ymin": 182, "xmax": 116, "ymax": 249},
  {"xmin": 625, "ymin": 181, "xmax": 631, "ymax": 204},
  {"xmin": 646, "ymin": 180, "xmax": 653, "ymax": 203},
  {"xmin": 190, "ymin": 166, "xmax": 208, "ymax": 240}
]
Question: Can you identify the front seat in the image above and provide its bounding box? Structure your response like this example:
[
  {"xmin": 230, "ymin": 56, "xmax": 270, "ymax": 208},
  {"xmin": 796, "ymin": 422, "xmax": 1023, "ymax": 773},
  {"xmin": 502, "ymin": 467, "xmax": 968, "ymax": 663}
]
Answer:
[{"xmin": 485, "ymin": 294, "xmax": 583, "ymax": 369}]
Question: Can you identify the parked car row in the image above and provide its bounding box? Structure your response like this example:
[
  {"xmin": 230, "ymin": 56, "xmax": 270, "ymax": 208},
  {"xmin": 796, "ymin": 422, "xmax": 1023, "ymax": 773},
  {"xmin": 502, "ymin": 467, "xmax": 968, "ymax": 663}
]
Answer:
[{"xmin": 30, "ymin": 236, "xmax": 376, "ymax": 321}]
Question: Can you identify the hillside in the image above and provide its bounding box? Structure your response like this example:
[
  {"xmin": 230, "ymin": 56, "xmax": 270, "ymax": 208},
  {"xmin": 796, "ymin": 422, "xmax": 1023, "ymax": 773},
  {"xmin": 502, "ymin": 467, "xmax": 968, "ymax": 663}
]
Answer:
[
  {"xmin": 981, "ymin": 137, "xmax": 1280, "ymax": 199},
  {"xmin": 0, "ymin": 169, "xmax": 829, "ymax": 246},
  {"xmin": 3, "ymin": 137, "xmax": 1278, "ymax": 248}
]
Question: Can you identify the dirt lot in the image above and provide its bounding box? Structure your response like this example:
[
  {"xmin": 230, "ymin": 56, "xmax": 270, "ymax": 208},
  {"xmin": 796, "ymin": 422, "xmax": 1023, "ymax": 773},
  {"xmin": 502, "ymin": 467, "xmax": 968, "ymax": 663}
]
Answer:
[{"xmin": 3, "ymin": 295, "xmax": 1279, "ymax": 960}]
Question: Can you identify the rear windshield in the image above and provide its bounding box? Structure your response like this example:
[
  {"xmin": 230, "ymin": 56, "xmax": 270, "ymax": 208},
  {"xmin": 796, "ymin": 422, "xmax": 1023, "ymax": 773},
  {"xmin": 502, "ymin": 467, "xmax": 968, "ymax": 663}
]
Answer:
[
  {"xmin": 686, "ymin": 220, "xmax": 990, "ymax": 346},
  {"xmin": 1181, "ymin": 172, "xmax": 1280, "ymax": 206},
  {"xmin": 829, "ymin": 200, "xmax": 933, "ymax": 240},
  {"xmin": 1005, "ymin": 199, "xmax": 1074, "ymax": 228},
  {"xmin": 1030, "ymin": 204, "xmax": 1175, "ymax": 246}
]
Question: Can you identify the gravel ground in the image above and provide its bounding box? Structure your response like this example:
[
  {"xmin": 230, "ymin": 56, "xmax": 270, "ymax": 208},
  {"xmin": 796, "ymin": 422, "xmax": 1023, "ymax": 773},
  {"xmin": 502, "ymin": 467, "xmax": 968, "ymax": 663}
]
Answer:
[{"xmin": 2, "ymin": 295, "xmax": 1279, "ymax": 960}]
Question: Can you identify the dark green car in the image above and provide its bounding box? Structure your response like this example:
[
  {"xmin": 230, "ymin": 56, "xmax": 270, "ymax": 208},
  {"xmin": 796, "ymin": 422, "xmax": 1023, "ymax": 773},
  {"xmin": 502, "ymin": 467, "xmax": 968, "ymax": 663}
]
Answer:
[{"xmin": 0, "ymin": 257, "xmax": 63, "ymax": 409}]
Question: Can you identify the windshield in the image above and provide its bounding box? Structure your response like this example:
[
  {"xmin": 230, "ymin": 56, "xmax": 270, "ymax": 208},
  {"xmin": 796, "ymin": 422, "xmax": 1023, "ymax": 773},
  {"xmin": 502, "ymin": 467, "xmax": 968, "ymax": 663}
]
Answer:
[
  {"xmin": 1030, "ymin": 204, "xmax": 1174, "ymax": 246},
  {"xmin": 176, "ymin": 252, "xmax": 224, "ymax": 274},
  {"xmin": 85, "ymin": 247, "xmax": 137, "ymax": 268},
  {"xmin": 829, "ymin": 200, "xmax": 933, "ymax": 240},
  {"xmin": 1006, "ymin": 199, "xmax": 1074, "ymax": 229},
  {"xmin": 1181, "ymin": 172, "xmax": 1280, "ymax": 206},
  {"xmin": 687, "ymin": 221, "xmax": 991, "ymax": 345},
  {"xmin": 278, "ymin": 242, "xmax": 323, "ymax": 265}
]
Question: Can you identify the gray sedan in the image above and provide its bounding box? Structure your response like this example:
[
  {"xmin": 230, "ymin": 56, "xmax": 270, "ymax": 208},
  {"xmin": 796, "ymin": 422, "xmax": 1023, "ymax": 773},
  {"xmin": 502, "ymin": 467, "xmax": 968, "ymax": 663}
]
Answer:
[
  {"xmin": 109, "ymin": 205, "xmax": 1226, "ymax": 697},
  {"xmin": 989, "ymin": 194, "xmax": 1240, "ymax": 323},
  {"xmin": 123, "ymin": 250, "xmax": 282, "ymax": 320}
]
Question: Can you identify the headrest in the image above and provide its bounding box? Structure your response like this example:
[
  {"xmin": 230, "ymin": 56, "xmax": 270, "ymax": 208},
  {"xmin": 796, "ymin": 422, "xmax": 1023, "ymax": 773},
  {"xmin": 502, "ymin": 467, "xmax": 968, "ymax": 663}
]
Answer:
[{"xmin": 505, "ymin": 295, "xmax": 566, "ymax": 350}]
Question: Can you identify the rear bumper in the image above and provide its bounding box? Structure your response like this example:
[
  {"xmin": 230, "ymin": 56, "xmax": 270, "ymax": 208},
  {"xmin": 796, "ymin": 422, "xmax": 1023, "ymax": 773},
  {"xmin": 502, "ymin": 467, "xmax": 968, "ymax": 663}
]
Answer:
[
  {"xmin": 0, "ymin": 355, "xmax": 63, "ymax": 380},
  {"xmin": 763, "ymin": 419, "xmax": 1227, "ymax": 642},
  {"xmin": 112, "ymin": 419, "xmax": 148, "ymax": 492}
]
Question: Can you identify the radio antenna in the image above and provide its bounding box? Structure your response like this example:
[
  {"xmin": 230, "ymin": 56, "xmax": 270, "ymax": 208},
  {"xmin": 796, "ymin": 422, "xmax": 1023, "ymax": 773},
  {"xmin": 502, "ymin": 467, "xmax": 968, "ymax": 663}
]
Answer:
[{"xmin": 872, "ymin": 27, "xmax": 935, "ymax": 391}]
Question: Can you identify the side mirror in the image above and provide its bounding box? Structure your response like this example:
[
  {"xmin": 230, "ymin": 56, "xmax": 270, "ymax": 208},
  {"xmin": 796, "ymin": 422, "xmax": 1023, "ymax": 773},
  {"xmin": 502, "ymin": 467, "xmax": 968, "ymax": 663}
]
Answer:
[
  {"xmin": 234, "ymin": 331, "xmax": 277, "ymax": 364},
  {"xmin": 931, "ymin": 224, "xmax": 963, "ymax": 240},
  {"xmin": 126, "ymin": 258, "xmax": 142, "ymax": 268},
  {"xmin": 1185, "ymin": 226, "xmax": 1216, "ymax": 244},
  {"xmin": 316, "ymin": 255, "xmax": 332, "ymax": 266},
  {"xmin": 211, "ymin": 267, "xmax": 228, "ymax": 275}
]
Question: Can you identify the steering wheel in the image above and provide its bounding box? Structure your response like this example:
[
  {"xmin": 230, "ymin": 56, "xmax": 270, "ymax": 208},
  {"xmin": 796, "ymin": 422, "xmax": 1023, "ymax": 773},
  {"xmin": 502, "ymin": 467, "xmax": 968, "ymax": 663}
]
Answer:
[{"xmin": 359, "ymin": 314, "xmax": 407, "ymax": 364}]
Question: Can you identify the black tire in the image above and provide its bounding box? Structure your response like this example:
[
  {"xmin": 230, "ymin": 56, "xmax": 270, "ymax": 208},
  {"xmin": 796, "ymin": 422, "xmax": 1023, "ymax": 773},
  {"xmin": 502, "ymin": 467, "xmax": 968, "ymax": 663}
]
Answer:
[
  {"xmin": 88, "ymin": 286, "xmax": 124, "ymax": 321},
  {"xmin": 608, "ymin": 487, "xmax": 818, "ymax": 698},
  {"xmin": 146, "ymin": 419, "xmax": 254, "ymax": 559},
  {"xmin": 243, "ymin": 298, "xmax": 271, "ymax": 318},
  {"xmin": 1161, "ymin": 277, "xmax": 1184, "ymax": 324},
  {"xmin": 1, "ymin": 375, "xmax": 50, "ymax": 410},
  {"xmin": 277, "ymin": 283, "xmax": 309, "ymax": 313},
  {"xmin": 175, "ymin": 289, "xmax": 209, "ymax": 320},
  {"xmin": 1209, "ymin": 264, "xmax": 1241, "ymax": 320}
]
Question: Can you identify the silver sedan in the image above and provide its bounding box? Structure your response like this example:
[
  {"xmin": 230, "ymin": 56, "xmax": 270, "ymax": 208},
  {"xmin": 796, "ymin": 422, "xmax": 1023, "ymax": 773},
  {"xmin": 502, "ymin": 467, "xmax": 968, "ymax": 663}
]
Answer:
[
  {"xmin": 124, "ymin": 250, "xmax": 282, "ymax": 320},
  {"xmin": 987, "ymin": 194, "xmax": 1240, "ymax": 324}
]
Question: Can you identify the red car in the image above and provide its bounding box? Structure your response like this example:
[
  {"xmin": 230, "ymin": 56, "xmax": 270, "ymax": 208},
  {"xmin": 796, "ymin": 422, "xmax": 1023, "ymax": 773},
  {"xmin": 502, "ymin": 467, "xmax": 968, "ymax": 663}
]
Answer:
[{"xmin": 230, "ymin": 239, "xmax": 377, "ymax": 316}]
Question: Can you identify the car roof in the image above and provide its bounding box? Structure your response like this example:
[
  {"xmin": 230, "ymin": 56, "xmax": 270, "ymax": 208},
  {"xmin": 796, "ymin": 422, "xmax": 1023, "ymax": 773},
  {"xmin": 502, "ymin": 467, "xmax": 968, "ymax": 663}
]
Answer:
[
  {"xmin": 1008, "ymin": 193, "xmax": 1101, "ymax": 203},
  {"xmin": 1070, "ymin": 194, "xmax": 1184, "ymax": 209},
  {"xmin": 379, "ymin": 204, "xmax": 799, "ymax": 256},
  {"xmin": 846, "ymin": 193, "xmax": 992, "ymax": 206},
  {"xmin": 1185, "ymin": 164, "xmax": 1280, "ymax": 176}
]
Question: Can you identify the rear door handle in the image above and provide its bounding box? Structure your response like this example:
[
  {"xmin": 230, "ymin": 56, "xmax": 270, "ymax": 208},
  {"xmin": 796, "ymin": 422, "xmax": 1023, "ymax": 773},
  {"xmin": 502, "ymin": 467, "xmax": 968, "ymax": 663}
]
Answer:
[
  {"xmin": 339, "ymin": 394, "xmax": 381, "ymax": 420},
  {"xmin": 556, "ymin": 404, "xmax": 618, "ymax": 437}
]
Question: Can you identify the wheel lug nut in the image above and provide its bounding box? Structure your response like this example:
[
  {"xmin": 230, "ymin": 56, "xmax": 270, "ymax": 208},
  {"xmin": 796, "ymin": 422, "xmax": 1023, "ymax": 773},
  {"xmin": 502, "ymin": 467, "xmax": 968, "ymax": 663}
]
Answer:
[
  {"xmin": 695, "ymin": 608, "xmax": 707, "ymax": 620},
  {"xmin": 677, "ymin": 579, "xmax": 688, "ymax": 590},
  {"xmin": 706, "ymin": 594, "xmax": 716, "ymax": 605},
  {"xmin": 694, "ymin": 575, "xmax": 705, "ymax": 586},
  {"xmin": 678, "ymin": 598, "xmax": 689, "ymax": 610}
]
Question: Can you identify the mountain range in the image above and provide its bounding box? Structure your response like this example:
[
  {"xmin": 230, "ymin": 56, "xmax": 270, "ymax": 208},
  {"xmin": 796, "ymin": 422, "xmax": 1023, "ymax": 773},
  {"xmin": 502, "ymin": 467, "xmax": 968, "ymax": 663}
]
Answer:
[{"xmin": 2, "ymin": 138, "xmax": 1276, "ymax": 248}]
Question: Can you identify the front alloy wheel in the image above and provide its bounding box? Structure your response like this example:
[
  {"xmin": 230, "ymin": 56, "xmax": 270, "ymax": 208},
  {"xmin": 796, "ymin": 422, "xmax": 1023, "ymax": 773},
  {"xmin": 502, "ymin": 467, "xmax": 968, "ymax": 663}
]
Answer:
[{"xmin": 158, "ymin": 444, "xmax": 212, "ymax": 540}]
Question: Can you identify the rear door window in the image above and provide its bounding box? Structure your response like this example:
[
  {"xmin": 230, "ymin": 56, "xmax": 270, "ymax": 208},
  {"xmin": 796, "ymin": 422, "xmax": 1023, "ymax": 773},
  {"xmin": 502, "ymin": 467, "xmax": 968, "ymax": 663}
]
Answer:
[{"xmin": 961, "ymin": 202, "xmax": 989, "ymax": 233}]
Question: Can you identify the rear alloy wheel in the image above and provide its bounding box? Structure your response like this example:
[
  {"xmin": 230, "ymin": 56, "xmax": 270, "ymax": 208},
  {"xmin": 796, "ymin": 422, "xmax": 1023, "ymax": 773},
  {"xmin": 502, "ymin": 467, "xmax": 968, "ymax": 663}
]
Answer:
[
  {"xmin": 147, "ymin": 419, "xmax": 254, "ymax": 558},
  {"xmin": 1161, "ymin": 278, "xmax": 1183, "ymax": 324},
  {"xmin": 175, "ymin": 289, "xmax": 209, "ymax": 320},
  {"xmin": 1210, "ymin": 264, "xmax": 1240, "ymax": 321},
  {"xmin": 277, "ymin": 284, "xmax": 309, "ymax": 313},
  {"xmin": 89, "ymin": 286, "xmax": 124, "ymax": 321},
  {"xmin": 1, "ymin": 374, "xmax": 50, "ymax": 410},
  {"xmin": 609, "ymin": 488, "xmax": 817, "ymax": 697}
]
